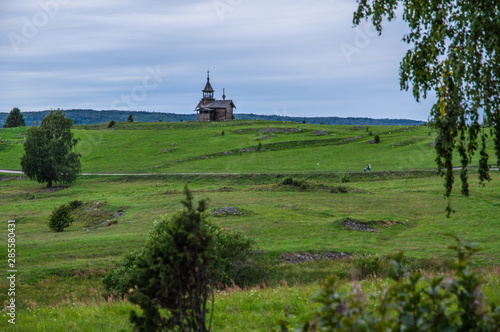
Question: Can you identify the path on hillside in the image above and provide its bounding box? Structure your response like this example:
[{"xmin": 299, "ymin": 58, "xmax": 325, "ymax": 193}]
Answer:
[{"xmin": 1, "ymin": 167, "xmax": 498, "ymax": 176}]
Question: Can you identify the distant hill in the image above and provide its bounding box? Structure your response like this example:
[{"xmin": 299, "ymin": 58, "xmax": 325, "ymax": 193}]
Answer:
[{"xmin": 0, "ymin": 109, "xmax": 425, "ymax": 127}]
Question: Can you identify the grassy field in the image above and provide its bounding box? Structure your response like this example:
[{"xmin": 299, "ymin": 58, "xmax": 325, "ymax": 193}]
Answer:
[
  {"xmin": 1, "ymin": 121, "xmax": 496, "ymax": 173},
  {"xmin": 1, "ymin": 120, "xmax": 499, "ymax": 330}
]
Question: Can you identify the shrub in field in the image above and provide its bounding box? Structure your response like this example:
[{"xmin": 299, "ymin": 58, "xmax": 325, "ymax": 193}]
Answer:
[
  {"xmin": 353, "ymin": 254, "xmax": 386, "ymax": 278},
  {"xmin": 339, "ymin": 173, "xmax": 351, "ymax": 183},
  {"xmin": 278, "ymin": 236, "xmax": 500, "ymax": 331},
  {"xmin": 103, "ymin": 201, "xmax": 270, "ymax": 297},
  {"xmin": 207, "ymin": 222, "xmax": 271, "ymax": 287},
  {"xmin": 108, "ymin": 120, "xmax": 116, "ymax": 128},
  {"xmin": 68, "ymin": 199, "xmax": 83, "ymax": 210},
  {"xmin": 128, "ymin": 186, "xmax": 212, "ymax": 331},
  {"xmin": 48, "ymin": 204, "xmax": 74, "ymax": 232},
  {"xmin": 281, "ymin": 176, "xmax": 307, "ymax": 190},
  {"xmin": 127, "ymin": 114, "xmax": 133, "ymax": 122},
  {"xmin": 374, "ymin": 134, "xmax": 381, "ymax": 143},
  {"xmin": 102, "ymin": 250, "xmax": 143, "ymax": 296}
]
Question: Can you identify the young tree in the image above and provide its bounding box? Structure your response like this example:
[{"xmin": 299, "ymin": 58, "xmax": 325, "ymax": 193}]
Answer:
[
  {"xmin": 353, "ymin": 1, "xmax": 500, "ymax": 211},
  {"xmin": 128, "ymin": 186, "xmax": 213, "ymax": 332},
  {"xmin": 3, "ymin": 107, "xmax": 25, "ymax": 128},
  {"xmin": 48, "ymin": 204, "xmax": 74, "ymax": 232},
  {"xmin": 20, "ymin": 110, "xmax": 81, "ymax": 188},
  {"xmin": 127, "ymin": 114, "xmax": 133, "ymax": 122}
]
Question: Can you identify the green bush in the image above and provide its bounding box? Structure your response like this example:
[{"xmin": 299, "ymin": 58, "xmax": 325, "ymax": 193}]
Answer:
[
  {"xmin": 339, "ymin": 173, "xmax": 351, "ymax": 183},
  {"xmin": 329, "ymin": 185, "xmax": 349, "ymax": 193},
  {"xmin": 48, "ymin": 204, "xmax": 74, "ymax": 232},
  {"xmin": 281, "ymin": 176, "xmax": 307, "ymax": 190},
  {"xmin": 68, "ymin": 199, "xmax": 83, "ymax": 210},
  {"xmin": 108, "ymin": 120, "xmax": 116, "ymax": 128},
  {"xmin": 127, "ymin": 114, "xmax": 133, "ymax": 122},
  {"xmin": 353, "ymin": 254, "xmax": 386, "ymax": 278},
  {"xmin": 103, "ymin": 211, "xmax": 270, "ymax": 296},
  {"xmin": 374, "ymin": 134, "xmax": 381, "ymax": 143},
  {"xmin": 207, "ymin": 222, "xmax": 271, "ymax": 287},
  {"xmin": 128, "ymin": 186, "xmax": 212, "ymax": 331},
  {"xmin": 279, "ymin": 236, "xmax": 500, "ymax": 331},
  {"xmin": 102, "ymin": 250, "xmax": 143, "ymax": 296}
]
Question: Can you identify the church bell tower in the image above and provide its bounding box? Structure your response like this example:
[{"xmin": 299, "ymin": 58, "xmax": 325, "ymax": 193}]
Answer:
[{"xmin": 201, "ymin": 71, "xmax": 215, "ymax": 105}]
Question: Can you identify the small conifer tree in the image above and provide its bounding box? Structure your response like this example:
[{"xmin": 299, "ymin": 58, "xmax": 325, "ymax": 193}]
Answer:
[{"xmin": 128, "ymin": 186, "xmax": 213, "ymax": 332}]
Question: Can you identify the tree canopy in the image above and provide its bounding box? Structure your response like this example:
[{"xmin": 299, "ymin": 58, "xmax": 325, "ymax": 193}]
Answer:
[
  {"xmin": 353, "ymin": 0, "xmax": 500, "ymax": 211},
  {"xmin": 20, "ymin": 110, "xmax": 81, "ymax": 188},
  {"xmin": 3, "ymin": 107, "xmax": 25, "ymax": 128}
]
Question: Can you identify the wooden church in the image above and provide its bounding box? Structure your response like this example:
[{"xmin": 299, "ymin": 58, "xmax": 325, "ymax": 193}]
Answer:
[{"xmin": 195, "ymin": 71, "xmax": 236, "ymax": 121}]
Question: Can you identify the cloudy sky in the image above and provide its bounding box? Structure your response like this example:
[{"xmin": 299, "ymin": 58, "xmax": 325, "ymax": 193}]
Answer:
[{"xmin": 0, "ymin": 0, "xmax": 435, "ymax": 120}]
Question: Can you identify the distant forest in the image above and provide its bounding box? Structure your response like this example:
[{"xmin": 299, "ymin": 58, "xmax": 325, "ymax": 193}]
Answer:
[{"xmin": 0, "ymin": 109, "xmax": 425, "ymax": 127}]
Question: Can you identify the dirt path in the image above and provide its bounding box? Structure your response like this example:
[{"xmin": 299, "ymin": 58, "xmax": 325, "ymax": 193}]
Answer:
[{"xmin": 0, "ymin": 167, "xmax": 498, "ymax": 176}]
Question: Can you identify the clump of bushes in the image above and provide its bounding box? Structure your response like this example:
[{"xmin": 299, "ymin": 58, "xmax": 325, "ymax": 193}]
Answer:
[
  {"xmin": 280, "ymin": 176, "xmax": 307, "ymax": 190},
  {"xmin": 374, "ymin": 134, "xmax": 381, "ymax": 143},
  {"xmin": 108, "ymin": 120, "xmax": 116, "ymax": 128},
  {"xmin": 329, "ymin": 185, "xmax": 349, "ymax": 193},
  {"xmin": 103, "ymin": 187, "xmax": 271, "ymax": 295},
  {"xmin": 68, "ymin": 199, "xmax": 83, "ymax": 210},
  {"xmin": 127, "ymin": 114, "xmax": 133, "ymax": 122},
  {"xmin": 279, "ymin": 236, "xmax": 500, "ymax": 331},
  {"xmin": 339, "ymin": 173, "xmax": 351, "ymax": 183},
  {"xmin": 48, "ymin": 204, "xmax": 74, "ymax": 232},
  {"xmin": 102, "ymin": 187, "xmax": 272, "ymax": 331}
]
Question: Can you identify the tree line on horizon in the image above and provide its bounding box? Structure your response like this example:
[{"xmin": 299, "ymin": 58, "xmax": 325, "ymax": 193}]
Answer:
[{"xmin": 1, "ymin": 109, "xmax": 425, "ymax": 127}]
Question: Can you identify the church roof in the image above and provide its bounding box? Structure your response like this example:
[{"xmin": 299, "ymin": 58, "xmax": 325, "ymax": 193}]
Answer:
[
  {"xmin": 206, "ymin": 100, "xmax": 235, "ymax": 108},
  {"xmin": 203, "ymin": 80, "xmax": 214, "ymax": 92},
  {"xmin": 196, "ymin": 99, "xmax": 236, "ymax": 110},
  {"xmin": 203, "ymin": 71, "xmax": 214, "ymax": 92}
]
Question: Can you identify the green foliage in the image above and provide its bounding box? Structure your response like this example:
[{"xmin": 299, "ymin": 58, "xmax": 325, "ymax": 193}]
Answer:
[
  {"xmin": 128, "ymin": 186, "xmax": 213, "ymax": 331},
  {"xmin": 221, "ymin": 130, "xmax": 225, "ymax": 136},
  {"xmin": 48, "ymin": 204, "xmax": 74, "ymax": 232},
  {"xmin": 353, "ymin": 0, "xmax": 500, "ymax": 202},
  {"xmin": 102, "ymin": 250, "xmax": 143, "ymax": 296},
  {"xmin": 281, "ymin": 176, "xmax": 307, "ymax": 190},
  {"xmin": 108, "ymin": 119, "xmax": 116, "ymax": 128},
  {"xmin": 20, "ymin": 110, "xmax": 81, "ymax": 188},
  {"xmin": 127, "ymin": 114, "xmax": 133, "ymax": 122},
  {"xmin": 103, "ymin": 204, "xmax": 270, "ymax": 296},
  {"xmin": 280, "ymin": 236, "xmax": 500, "ymax": 331},
  {"xmin": 207, "ymin": 222, "xmax": 271, "ymax": 287},
  {"xmin": 374, "ymin": 134, "xmax": 381, "ymax": 143},
  {"xmin": 339, "ymin": 173, "xmax": 351, "ymax": 183},
  {"xmin": 3, "ymin": 107, "xmax": 25, "ymax": 128},
  {"xmin": 353, "ymin": 254, "xmax": 385, "ymax": 278},
  {"xmin": 68, "ymin": 199, "xmax": 83, "ymax": 210}
]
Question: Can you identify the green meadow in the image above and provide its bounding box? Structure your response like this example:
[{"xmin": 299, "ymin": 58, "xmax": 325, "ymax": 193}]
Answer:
[{"xmin": 1, "ymin": 120, "xmax": 499, "ymax": 331}]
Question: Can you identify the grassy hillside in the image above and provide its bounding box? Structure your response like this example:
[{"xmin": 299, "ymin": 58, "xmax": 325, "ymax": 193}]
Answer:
[
  {"xmin": 1, "ymin": 120, "xmax": 496, "ymax": 173},
  {"xmin": 1, "ymin": 120, "xmax": 499, "ymax": 331}
]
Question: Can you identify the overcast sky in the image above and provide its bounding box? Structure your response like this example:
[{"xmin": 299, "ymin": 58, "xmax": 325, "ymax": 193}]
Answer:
[{"xmin": 0, "ymin": 0, "xmax": 435, "ymax": 120}]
